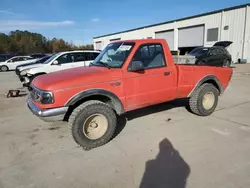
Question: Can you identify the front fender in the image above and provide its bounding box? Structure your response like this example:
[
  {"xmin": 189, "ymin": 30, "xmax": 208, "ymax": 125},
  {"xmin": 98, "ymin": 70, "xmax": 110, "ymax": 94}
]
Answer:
[{"xmin": 65, "ymin": 89, "xmax": 125, "ymax": 115}]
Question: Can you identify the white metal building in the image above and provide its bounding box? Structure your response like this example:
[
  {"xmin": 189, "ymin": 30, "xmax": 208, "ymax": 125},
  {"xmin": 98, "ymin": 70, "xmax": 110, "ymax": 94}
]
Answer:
[{"xmin": 93, "ymin": 4, "xmax": 250, "ymax": 63}]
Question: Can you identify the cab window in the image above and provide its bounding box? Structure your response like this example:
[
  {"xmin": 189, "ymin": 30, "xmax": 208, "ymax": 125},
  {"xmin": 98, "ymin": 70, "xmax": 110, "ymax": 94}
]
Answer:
[{"xmin": 131, "ymin": 44, "xmax": 166, "ymax": 69}]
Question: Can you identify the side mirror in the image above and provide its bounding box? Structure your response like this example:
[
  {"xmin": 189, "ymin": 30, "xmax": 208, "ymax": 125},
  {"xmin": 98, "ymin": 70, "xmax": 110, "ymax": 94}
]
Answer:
[
  {"xmin": 128, "ymin": 61, "xmax": 144, "ymax": 72},
  {"xmin": 52, "ymin": 60, "xmax": 59, "ymax": 65}
]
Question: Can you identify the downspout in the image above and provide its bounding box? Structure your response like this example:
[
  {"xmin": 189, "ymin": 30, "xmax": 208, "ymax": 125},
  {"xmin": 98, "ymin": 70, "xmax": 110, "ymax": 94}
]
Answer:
[
  {"xmin": 242, "ymin": 5, "xmax": 248, "ymax": 61},
  {"xmin": 219, "ymin": 11, "xmax": 224, "ymax": 41}
]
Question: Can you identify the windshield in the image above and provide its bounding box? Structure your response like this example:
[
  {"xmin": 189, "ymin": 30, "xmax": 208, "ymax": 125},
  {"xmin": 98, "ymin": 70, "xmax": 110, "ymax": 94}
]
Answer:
[
  {"xmin": 91, "ymin": 42, "xmax": 135, "ymax": 68},
  {"xmin": 36, "ymin": 55, "xmax": 51, "ymax": 63},
  {"xmin": 42, "ymin": 53, "xmax": 58, "ymax": 64},
  {"xmin": 189, "ymin": 47, "xmax": 209, "ymax": 56}
]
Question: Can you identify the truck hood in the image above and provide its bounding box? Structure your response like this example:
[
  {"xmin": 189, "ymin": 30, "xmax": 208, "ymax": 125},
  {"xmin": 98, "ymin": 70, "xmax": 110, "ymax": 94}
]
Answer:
[
  {"xmin": 16, "ymin": 62, "xmax": 39, "ymax": 69},
  {"xmin": 32, "ymin": 66, "xmax": 123, "ymax": 91},
  {"xmin": 19, "ymin": 63, "xmax": 44, "ymax": 71}
]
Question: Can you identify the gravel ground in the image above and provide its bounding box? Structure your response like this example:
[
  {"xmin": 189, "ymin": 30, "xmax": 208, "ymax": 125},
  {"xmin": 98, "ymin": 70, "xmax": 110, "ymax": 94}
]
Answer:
[{"xmin": 0, "ymin": 64, "xmax": 250, "ymax": 188}]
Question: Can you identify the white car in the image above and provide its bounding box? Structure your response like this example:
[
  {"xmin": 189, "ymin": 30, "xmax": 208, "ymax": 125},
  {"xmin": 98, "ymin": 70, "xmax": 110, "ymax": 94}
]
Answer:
[
  {"xmin": 0, "ymin": 56, "xmax": 37, "ymax": 72},
  {"xmin": 20, "ymin": 50, "xmax": 100, "ymax": 87}
]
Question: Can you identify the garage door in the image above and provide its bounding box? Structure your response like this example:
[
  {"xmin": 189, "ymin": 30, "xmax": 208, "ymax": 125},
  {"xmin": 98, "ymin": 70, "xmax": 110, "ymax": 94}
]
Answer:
[
  {"xmin": 95, "ymin": 41, "xmax": 102, "ymax": 50},
  {"xmin": 155, "ymin": 30, "xmax": 174, "ymax": 50},
  {"xmin": 178, "ymin": 25, "xmax": 204, "ymax": 47},
  {"xmin": 110, "ymin": 38, "xmax": 121, "ymax": 42}
]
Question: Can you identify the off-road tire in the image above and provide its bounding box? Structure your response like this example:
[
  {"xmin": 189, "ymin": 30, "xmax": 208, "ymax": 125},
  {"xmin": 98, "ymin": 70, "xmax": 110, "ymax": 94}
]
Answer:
[
  {"xmin": 1, "ymin": 65, "xmax": 9, "ymax": 72},
  {"xmin": 189, "ymin": 83, "xmax": 219, "ymax": 116},
  {"xmin": 69, "ymin": 100, "xmax": 117, "ymax": 150}
]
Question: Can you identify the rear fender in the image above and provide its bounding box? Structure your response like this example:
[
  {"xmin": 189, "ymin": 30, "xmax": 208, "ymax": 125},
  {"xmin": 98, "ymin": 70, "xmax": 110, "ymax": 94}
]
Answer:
[{"xmin": 188, "ymin": 75, "xmax": 224, "ymax": 97}]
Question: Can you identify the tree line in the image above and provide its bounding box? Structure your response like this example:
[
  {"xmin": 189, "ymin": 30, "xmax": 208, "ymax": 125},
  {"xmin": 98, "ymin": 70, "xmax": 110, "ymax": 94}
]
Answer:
[{"xmin": 0, "ymin": 30, "xmax": 93, "ymax": 55}]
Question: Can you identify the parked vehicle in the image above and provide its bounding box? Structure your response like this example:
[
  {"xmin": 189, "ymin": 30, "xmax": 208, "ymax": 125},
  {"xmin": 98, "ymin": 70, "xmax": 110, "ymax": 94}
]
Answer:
[
  {"xmin": 188, "ymin": 41, "xmax": 232, "ymax": 66},
  {"xmin": 27, "ymin": 39, "xmax": 233, "ymax": 150},
  {"xmin": 21, "ymin": 50, "xmax": 100, "ymax": 87},
  {"xmin": 0, "ymin": 54, "xmax": 14, "ymax": 62},
  {"xmin": 0, "ymin": 56, "xmax": 38, "ymax": 72},
  {"xmin": 16, "ymin": 55, "xmax": 52, "ymax": 78}
]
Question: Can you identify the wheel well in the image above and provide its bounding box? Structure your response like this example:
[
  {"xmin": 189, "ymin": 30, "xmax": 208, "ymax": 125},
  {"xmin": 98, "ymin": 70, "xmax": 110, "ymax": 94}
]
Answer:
[
  {"xmin": 64, "ymin": 95, "xmax": 117, "ymax": 122},
  {"xmin": 34, "ymin": 72, "xmax": 46, "ymax": 77},
  {"xmin": 202, "ymin": 80, "xmax": 221, "ymax": 94}
]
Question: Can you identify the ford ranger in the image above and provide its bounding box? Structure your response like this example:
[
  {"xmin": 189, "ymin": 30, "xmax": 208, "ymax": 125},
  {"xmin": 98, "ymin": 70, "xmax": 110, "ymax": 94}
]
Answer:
[{"xmin": 27, "ymin": 39, "xmax": 233, "ymax": 150}]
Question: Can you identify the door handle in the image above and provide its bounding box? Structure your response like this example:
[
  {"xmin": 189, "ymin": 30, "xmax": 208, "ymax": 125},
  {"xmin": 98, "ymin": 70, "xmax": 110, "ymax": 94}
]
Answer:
[{"xmin": 164, "ymin": 72, "xmax": 171, "ymax": 76}]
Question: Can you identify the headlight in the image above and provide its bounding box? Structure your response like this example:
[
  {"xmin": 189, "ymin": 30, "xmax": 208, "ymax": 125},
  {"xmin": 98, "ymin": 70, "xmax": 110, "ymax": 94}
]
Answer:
[
  {"xmin": 31, "ymin": 87, "xmax": 54, "ymax": 104},
  {"xmin": 20, "ymin": 69, "xmax": 30, "ymax": 76},
  {"xmin": 40, "ymin": 92, "xmax": 54, "ymax": 104}
]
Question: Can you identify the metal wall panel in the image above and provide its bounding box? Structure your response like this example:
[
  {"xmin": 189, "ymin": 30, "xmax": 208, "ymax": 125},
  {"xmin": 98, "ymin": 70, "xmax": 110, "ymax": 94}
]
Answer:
[
  {"xmin": 93, "ymin": 5, "xmax": 248, "ymax": 62},
  {"xmin": 243, "ymin": 6, "xmax": 250, "ymax": 62},
  {"xmin": 155, "ymin": 30, "xmax": 174, "ymax": 50},
  {"xmin": 178, "ymin": 25, "xmax": 204, "ymax": 47},
  {"xmin": 95, "ymin": 41, "xmax": 103, "ymax": 50},
  {"xmin": 221, "ymin": 7, "xmax": 246, "ymax": 62}
]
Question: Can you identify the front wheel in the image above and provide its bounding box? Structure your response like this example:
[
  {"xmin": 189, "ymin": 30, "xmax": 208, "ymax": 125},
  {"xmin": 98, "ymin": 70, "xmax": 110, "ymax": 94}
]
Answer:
[
  {"xmin": 1, "ymin": 65, "xmax": 9, "ymax": 72},
  {"xmin": 69, "ymin": 100, "xmax": 117, "ymax": 150},
  {"xmin": 189, "ymin": 83, "xmax": 219, "ymax": 116}
]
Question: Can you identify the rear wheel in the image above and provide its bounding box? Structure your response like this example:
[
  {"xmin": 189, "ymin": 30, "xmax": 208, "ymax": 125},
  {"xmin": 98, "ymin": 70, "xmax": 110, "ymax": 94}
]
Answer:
[
  {"xmin": 69, "ymin": 100, "xmax": 117, "ymax": 150},
  {"xmin": 189, "ymin": 83, "xmax": 219, "ymax": 116},
  {"xmin": 1, "ymin": 65, "xmax": 9, "ymax": 72}
]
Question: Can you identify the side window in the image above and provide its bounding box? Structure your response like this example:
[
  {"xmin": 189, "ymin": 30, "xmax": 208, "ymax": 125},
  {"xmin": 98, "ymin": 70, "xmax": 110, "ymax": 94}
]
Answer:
[
  {"xmin": 8, "ymin": 57, "xmax": 19, "ymax": 63},
  {"xmin": 216, "ymin": 48, "xmax": 224, "ymax": 55},
  {"xmin": 22, "ymin": 57, "xmax": 30, "ymax": 61},
  {"xmin": 131, "ymin": 44, "xmax": 166, "ymax": 69},
  {"xmin": 74, "ymin": 53, "xmax": 85, "ymax": 62},
  {"xmin": 85, "ymin": 52, "xmax": 99, "ymax": 61},
  {"xmin": 209, "ymin": 49, "xmax": 217, "ymax": 56},
  {"xmin": 56, "ymin": 53, "xmax": 74, "ymax": 64}
]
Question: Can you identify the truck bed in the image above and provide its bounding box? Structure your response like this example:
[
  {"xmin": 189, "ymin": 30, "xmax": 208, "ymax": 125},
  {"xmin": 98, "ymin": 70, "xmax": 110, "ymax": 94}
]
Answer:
[{"xmin": 175, "ymin": 64, "xmax": 232, "ymax": 98}]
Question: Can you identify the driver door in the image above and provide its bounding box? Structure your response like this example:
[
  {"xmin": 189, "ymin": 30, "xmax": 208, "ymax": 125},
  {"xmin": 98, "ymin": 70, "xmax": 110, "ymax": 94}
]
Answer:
[{"xmin": 122, "ymin": 43, "xmax": 176, "ymax": 110}]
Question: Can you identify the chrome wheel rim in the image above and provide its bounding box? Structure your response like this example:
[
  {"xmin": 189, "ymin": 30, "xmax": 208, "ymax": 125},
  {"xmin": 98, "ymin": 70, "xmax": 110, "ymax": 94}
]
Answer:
[
  {"xmin": 202, "ymin": 92, "xmax": 215, "ymax": 110},
  {"xmin": 83, "ymin": 114, "xmax": 108, "ymax": 140}
]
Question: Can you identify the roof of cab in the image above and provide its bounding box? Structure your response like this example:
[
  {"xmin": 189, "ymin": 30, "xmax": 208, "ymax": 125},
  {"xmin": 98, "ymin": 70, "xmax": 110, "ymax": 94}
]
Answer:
[{"xmin": 110, "ymin": 39, "xmax": 166, "ymax": 44}]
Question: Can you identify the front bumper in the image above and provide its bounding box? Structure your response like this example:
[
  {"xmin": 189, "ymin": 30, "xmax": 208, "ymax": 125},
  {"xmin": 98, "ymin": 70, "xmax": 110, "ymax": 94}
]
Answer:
[{"xmin": 27, "ymin": 97, "xmax": 68, "ymax": 122}]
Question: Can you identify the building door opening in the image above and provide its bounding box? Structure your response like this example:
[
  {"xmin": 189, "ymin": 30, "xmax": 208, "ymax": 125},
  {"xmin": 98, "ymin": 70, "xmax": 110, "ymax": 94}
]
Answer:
[{"xmin": 178, "ymin": 47, "xmax": 199, "ymax": 55}]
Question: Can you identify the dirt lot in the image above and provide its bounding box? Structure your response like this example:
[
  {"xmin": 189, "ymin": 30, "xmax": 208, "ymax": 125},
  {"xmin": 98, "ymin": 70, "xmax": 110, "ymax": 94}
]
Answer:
[{"xmin": 1, "ymin": 64, "xmax": 250, "ymax": 188}]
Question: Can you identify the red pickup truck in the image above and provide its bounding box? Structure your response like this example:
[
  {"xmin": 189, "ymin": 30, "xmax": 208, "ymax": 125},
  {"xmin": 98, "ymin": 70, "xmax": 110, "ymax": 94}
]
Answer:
[{"xmin": 27, "ymin": 39, "xmax": 233, "ymax": 150}]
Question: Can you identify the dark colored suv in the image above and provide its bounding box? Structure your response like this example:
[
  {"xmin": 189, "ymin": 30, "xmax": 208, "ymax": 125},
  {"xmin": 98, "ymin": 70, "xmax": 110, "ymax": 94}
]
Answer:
[
  {"xmin": 189, "ymin": 41, "xmax": 232, "ymax": 67},
  {"xmin": 0, "ymin": 54, "xmax": 14, "ymax": 62}
]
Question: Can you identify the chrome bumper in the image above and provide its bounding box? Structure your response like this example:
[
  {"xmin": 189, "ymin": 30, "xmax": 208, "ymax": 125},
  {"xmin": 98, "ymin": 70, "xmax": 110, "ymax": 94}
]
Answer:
[{"xmin": 27, "ymin": 97, "xmax": 68, "ymax": 122}]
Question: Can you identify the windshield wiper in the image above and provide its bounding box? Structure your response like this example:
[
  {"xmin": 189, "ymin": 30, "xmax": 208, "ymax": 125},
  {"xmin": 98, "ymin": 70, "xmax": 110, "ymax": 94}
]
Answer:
[{"xmin": 96, "ymin": 61, "xmax": 111, "ymax": 69}]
